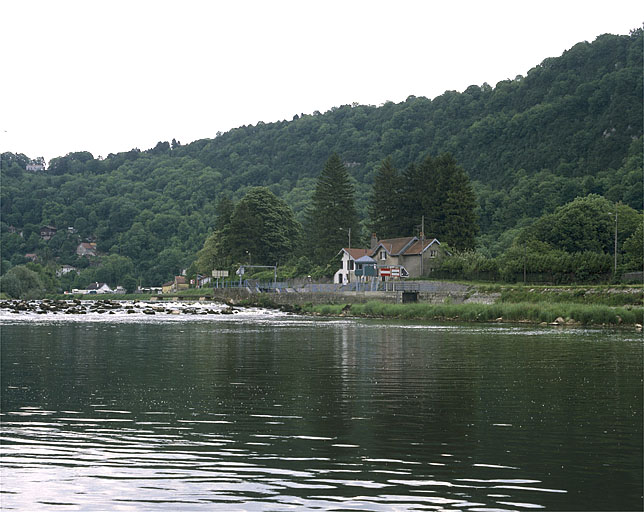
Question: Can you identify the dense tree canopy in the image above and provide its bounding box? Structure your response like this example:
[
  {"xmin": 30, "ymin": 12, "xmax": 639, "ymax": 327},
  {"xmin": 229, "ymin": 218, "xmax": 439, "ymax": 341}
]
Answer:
[
  {"xmin": 522, "ymin": 195, "xmax": 641, "ymax": 254},
  {"xmin": 225, "ymin": 187, "xmax": 301, "ymax": 266}
]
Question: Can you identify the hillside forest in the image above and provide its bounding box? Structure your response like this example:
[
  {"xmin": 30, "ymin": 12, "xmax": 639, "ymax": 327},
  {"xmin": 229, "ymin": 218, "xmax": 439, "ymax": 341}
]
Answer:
[{"xmin": 1, "ymin": 29, "xmax": 642, "ymax": 296}]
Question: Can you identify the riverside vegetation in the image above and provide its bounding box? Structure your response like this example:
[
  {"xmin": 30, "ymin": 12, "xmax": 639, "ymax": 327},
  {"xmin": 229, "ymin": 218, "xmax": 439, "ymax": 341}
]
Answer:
[
  {"xmin": 5, "ymin": 282, "xmax": 641, "ymax": 328},
  {"xmin": 302, "ymin": 300, "xmax": 643, "ymax": 327},
  {"xmin": 237, "ymin": 284, "xmax": 644, "ymax": 328}
]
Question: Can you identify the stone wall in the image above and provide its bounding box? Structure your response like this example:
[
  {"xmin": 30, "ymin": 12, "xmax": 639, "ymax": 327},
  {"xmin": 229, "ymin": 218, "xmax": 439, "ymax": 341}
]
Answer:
[
  {"xmin": 187, "ymin": 282, "xmax": 484, "ymax": 306},
  {"xmin": 206, "ymin": 288, "xmax": 400, "ymax": 305}
]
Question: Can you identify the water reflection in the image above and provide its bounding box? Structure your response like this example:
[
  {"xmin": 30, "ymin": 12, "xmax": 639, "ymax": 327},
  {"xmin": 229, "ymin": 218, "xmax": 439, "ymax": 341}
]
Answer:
[{"xmin": 1, "ymin": 317, "xmax": 642, "ymax": 510}]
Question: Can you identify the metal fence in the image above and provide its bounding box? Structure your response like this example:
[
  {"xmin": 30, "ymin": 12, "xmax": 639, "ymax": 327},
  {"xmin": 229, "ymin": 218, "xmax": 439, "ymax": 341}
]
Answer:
[{"xmin": 209, "ymin": 279, "xmax": 469, "ymax": 294}]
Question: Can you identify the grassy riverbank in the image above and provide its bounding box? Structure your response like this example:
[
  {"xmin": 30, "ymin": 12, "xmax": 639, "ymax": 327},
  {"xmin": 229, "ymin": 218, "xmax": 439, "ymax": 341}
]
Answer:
[
  {"xmin": 490, "ymin": 285, "xmax": 643, "ymax": 307},
  {"xmin": 35, "ymin": 283, "xmax": 644, "ymax": 327},
  {"xmin": 301, "ymin": 300, "xmax": 644, "ymax": 327}
]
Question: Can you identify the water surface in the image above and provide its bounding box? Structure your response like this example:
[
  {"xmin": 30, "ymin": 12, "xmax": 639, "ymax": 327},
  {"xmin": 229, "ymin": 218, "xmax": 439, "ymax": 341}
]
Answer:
[{"xmin": 1, "ymin": 311, "xmax": 642, "ymax": 510}]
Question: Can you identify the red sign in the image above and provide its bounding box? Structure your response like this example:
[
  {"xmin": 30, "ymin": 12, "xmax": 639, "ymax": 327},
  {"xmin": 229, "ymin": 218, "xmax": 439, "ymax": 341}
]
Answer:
[{"xmin": 380, "ymin": 266, "xmax": 408, "ymax": 277}]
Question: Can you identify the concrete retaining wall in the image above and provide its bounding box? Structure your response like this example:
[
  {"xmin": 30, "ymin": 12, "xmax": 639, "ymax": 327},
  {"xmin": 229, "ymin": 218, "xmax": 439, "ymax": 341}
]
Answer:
[
  {"xmin": 205, "ymin": 288, "xmax": 400, "ymax": 305},
  {"xmin": 182, "ymin": 282, "xmax": 484, "ymax": 306}
]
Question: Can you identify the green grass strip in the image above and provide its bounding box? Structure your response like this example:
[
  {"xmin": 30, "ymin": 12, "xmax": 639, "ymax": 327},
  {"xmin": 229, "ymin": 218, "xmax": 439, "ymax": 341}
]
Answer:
[{"xmin": 303, "ymin": 301, "xmax": 644, "ymax": 326}]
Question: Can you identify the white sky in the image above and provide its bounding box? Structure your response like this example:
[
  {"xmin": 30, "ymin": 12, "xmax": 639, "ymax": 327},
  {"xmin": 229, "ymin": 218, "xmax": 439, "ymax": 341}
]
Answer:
[{"xmin": 1, "ymin": 0, "xmax": 642, "ymax": 163}]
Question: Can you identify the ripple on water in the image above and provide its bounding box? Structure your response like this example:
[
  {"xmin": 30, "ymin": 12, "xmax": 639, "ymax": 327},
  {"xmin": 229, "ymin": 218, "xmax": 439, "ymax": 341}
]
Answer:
[{"xmin": 1, "ymin": 316, "xmax": 641, "ymax": 511}]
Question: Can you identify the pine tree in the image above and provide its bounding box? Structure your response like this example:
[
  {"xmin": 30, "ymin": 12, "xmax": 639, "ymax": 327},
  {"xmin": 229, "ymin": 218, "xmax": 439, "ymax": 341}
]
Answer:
[
  {"xmin": 307, "ymin": 154, "xmax": 360, "ymax": 265},
  {"xmin": 381, "ymin": 153, "xmax": 478, "ymax": 248},
  {"xmin": 436, "ymin": 154, "xmax": 479, "ymax": 250},
  {"xmin": 397, "ymin": 162, "xmax": 424, "ymax": 236},
  {"xmin": 368, "ymin": 158, "xmax": 402, "ymax": 238},
  {"xmin": 417, "ymin": 155, "xmax": 445, "ymax": 238}
]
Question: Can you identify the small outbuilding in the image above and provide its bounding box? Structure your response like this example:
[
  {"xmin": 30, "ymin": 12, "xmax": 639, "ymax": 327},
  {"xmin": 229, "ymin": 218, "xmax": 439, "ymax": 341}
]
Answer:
[{"xmin": 354, "ymin": 255, "xmax": 377, "ymax": 278}]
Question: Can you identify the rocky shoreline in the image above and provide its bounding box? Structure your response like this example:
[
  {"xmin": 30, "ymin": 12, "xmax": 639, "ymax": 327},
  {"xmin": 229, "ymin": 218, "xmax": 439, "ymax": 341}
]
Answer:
[{"xmin": 0, "ymin": 299, "xmax": 241, "ymax": 316}]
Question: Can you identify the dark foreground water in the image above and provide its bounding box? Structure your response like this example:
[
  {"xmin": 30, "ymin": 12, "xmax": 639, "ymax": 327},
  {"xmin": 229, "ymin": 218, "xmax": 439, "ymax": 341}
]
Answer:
[{"xmin": 1, "ymin": 313, "xmax": 642, "ymax": 511}]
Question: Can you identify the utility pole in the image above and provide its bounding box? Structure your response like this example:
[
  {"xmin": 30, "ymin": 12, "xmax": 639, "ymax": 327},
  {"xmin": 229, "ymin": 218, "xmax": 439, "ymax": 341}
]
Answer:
[
  {"xmin": 613, "ymin": 212, "xmax": 618, "ymax": 275},
  {"xmin": 608, "ymin": 211, "xmax": 618, "ymax": 276},
  {"xmin": 340, "ymin": 227, "xmax": 351, "ymax": 249},
  {"xmin": 420, "ymin": 216, "xmax": 424, "ymax": 276}
]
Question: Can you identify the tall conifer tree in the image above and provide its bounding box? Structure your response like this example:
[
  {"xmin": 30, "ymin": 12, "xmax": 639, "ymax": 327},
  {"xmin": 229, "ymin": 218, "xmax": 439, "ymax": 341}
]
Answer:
[
  {"xmin": 435, "ymin": 154, "xmax": 478, "ymax": 250},
  {"xmin": 397, "ymin": 162, "xmax": 425, "ymax": 236},
  {"xmin": 368, "ymin": 158, "xmax": 402, "ymax": 238},
  {"xmin": 378, "ymin": 153, "xmax": 478, "ymax": 249},
  {"xmin": 308, "ymin": 154, "xmax": 359, "ymax": 265}
]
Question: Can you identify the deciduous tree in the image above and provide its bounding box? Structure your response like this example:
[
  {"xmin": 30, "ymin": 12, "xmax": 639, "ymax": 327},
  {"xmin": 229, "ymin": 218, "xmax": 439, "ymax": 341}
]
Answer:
[{"xmin": 199, "ymin": 187, "xmax": 301, "ymax": 270}]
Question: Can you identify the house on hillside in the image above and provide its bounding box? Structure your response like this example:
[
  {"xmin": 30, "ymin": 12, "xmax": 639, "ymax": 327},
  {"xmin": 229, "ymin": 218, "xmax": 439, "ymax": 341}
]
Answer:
[
  {"xmin": 173, "ymin": 276, "xmax": 188, "ymax": 291},
  {"xmin": 8, "ymin": 226, "xmax": 23, "ymax": 237},
  {"xmin": 76, "ymin": 242, "xmax": 97, "ymax": 257},
  {"xmin": 40, "ymin": 225, "xmax": 57, "ymax": 240},
  {"xmin": 163, "ymin": 276, "xmax": 189, "ymax": 293},
  {"xmin": 85, "ymin": 282, "xmax": 112, "ymax": 294},
  {"xmin": 56, "ymin": 265, "xmax": 78, "ymax": 277},
  {"xmin": 24, "ymin": 253, "xmax": 38, "ymax": 262},
  {"xmin": 138, "ymin": 286, "xmax": 163, "ymax": 294},
  {"xmin": 195, "ymin": 275, "xmax": 212, "ymax": 288},
  {"xmin": 334, "ymin": 233, "xmax": 446, "ymax": 283},
  {"xmin": 26, "ymin": 162, "xmax": 45, "ymax": 172}
]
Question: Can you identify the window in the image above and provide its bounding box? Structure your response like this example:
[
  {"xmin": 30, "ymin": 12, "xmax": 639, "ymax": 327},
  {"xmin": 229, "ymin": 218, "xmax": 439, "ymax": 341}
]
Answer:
[
  {"xmin": 380, "ymin": 251, "xmax": 387, "ymax": 260},
  {"xmin": 429, "ymin": 250, "xmax": 438, "ymax": 258},
  {"xmin": 349, "ymin": 260, "xmax": 354, "ymax": 271}
]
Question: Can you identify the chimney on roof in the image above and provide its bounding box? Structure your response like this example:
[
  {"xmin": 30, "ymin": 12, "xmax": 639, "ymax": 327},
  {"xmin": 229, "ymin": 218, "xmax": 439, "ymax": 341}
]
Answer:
[{"xmin": 370, "ymin": 233, "xmax": 378, "ymax": 250}]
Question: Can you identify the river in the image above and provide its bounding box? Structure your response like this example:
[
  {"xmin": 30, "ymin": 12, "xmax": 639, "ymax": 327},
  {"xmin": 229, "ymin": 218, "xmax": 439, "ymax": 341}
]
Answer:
[{"xmin": 1, "ymin": 306, "xmax": 642, "ymax": 510}]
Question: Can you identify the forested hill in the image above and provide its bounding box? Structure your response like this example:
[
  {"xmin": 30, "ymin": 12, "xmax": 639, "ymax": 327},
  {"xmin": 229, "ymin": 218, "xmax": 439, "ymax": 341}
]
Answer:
[
  {"xmin": 180, "ymin": 29, "xmax": 641, "ymax": 186},
  {"xmin": 1, "ymin": 29, "xmax": 642, "ymax": 283}
]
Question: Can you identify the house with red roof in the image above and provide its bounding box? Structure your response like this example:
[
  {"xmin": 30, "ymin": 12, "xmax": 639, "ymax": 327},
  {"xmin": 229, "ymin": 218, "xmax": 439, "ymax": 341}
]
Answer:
[
  {"xmin": 334, "ymin": 234, "xmax": 445, "ymax": 283},
  {"xmin": 76, "ymin": 242, "xmax": 97, "ymax": 257},
  {"xmin": 334, "ymin": 247, "xmax": 371, "ymax": 284}
]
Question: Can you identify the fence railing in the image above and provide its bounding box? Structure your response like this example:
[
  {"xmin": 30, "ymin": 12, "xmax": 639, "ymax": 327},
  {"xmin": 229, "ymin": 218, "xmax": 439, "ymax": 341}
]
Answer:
[{"xmin": 208, "ymin": 279, "xmax": 469, "ymax": 294}]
